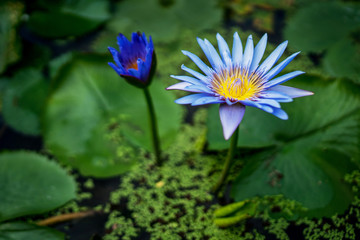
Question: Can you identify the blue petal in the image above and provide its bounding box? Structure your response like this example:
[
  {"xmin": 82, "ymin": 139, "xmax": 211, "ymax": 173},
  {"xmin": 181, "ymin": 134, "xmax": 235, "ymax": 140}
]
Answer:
[
  {"xmin": 148, "ymin": 35, "xmax": 154, "ymax": 50},
  {"xmin": 257, "ymin": 40, "xmax": 288, "ymax": 75},
  {"xmin": 216, "ymin": 33, "xmax": 231, "ymax": 65},
  {"xmin": 185, "ymin": 84, "xmax": 213, "ymax": 94},
  {"xmin": 181, "ymin": 65, "xmax": 209, "ymax": 83},
  {"xmin": 264, "ymin": 71, "xmax": 305, "ymax": 88},
  {"xmin": 225, "ymin": 98, "xmax": 237, "ymax": 105},
  {"xmin": 259, "ymin": 90, "xmax": 292, "ymax": 100},
  {"xmin": 117, "ymin": 34, "xmax": 131, "ymax": 51},
  {"xmin": 108, "ymin": 62, "xmax": 124, "ymax": 75},
  {"xmin": 270, "ymin": 108, "xmax": 288, "ymax": 120},
  {"xmin": 273, "ymin": 98, "xmax": 293, "ymax": 103},
  {"xmin": 182, "ymin": 50, "xmax": 212, "ymax": 76},
  {"xmin": 128, "ymin": 68, "xmax": 140, "ymax": 79},
  {"xmin": 232, "ymin": 32, "xmax": 243, "ymax": 66},
  {"xmin": 137, "ymin": 58, "xmax": 148, "ymax": 81},
  {"xmin": 170, "ymin": 75, "xmax": 205, "ymax": 86},
  {"xmin": 197, "ymin": 38, "xmax": 216, "ymax": 70},
  {"xmin": 204, "ymin": 39, "xmax": 224, "ymax": 70},
  {"xmin": 239, "ymin": 99, "xmax": 262, "ymax": 108},
  {"xmin": 240, "ymin": 100, "xmax": 274, "ymax": 113},
  {"xmin": 249, "ymin": 33, "xmax": 267, "ymax": 73},
  {"xmin": 175, "ymin": 93, "xmax": 212, "ymax": 105},
  {"xmin": 268, "ymin": 85, "xmax": 314, "ymax": 98},
  {"xmin": 108, "ymin": 47, "xmax": 123, "ymax": 68},
  {"xmin": 264, "ymin": 52, "xmax": 300, "ymax": 81},
  {"xmin": 191, "ymin": 96, "xmax": 224, "ymax": 106},
  {"xmin": 242, "ymin": 35, "xmax": 254, "ymax": 71},
  {"xmin": 219, "ymin": 103, "xmax": 246, "ymax": 140},
  {"xmin": 255, "ymin": 99, "xmax": 281, "ymax": 108},
  {"xmin": 258, "ymin": 104, "xmax": 273, "ymax": 113},
  {"xmin": 166, "ymin": 82, "xmax": 195, "ymax": 91}
]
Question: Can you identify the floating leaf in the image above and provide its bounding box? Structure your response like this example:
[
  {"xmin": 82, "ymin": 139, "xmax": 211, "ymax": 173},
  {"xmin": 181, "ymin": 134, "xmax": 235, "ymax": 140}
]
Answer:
[
  {"xmin": 0, "ymin": 222, "xmax": 64, "ymax": 240},
  {"xmin": 0, "ymin": 152, "xmax": 76, "ymax": 222},
  {"xmin": 172, "ymin": 0, "xmax": 222, "ymax": 31},
  {"xmin": 284, "ymin": 2, "xmax": 360, "ymax": 52},
  {"xmin": 44, "ymin": 54, "xmax": 182, "ymax": 177},
  {"xmin": 108, "ymin": 0, "xmax": 179, "ymax": 42},
  {"xmin": 323, "ymin": 38, "xmax": 360, "ymax": 84},
  {"xmin": 108, "ymin": 0, "xmax": 221, "ymax": 42},
  {"xmin": 27, "ymin": 0, "xmax": 110, "ymax": 38},
  {"xmin": 2, "ymin": 69, "xmax": 48, "ymax": 136},
  {"xmin": 226, "ymin": 76, "xmax": 360, "ymax": 217}
]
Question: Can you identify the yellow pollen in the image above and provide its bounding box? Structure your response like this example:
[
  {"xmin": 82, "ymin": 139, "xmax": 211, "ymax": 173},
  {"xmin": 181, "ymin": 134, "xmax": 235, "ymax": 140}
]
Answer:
[{"xmin": 211, "ymin": 67, "xmax": 264, "ymax": 101}]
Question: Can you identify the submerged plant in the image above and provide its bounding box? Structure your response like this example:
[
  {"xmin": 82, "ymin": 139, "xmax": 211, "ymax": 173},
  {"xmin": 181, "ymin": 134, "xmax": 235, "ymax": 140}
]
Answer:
[
  {"xmin": 108, "ymin": 32, "xmax": 162, "ymax": 165},
  {"xmin": 167, "ymin": 32, "xmax": 313, "ymax": 193}
]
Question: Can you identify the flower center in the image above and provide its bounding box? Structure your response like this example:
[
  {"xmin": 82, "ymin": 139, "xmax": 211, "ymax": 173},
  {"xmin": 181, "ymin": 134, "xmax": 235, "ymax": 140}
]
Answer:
[
  {"xmin": 210, "ymin": 67, "xmax": 264, "ymax": 101},
  {"xmin": 126, "ymin": 60, "xmax": 139, "ymax": 70}
]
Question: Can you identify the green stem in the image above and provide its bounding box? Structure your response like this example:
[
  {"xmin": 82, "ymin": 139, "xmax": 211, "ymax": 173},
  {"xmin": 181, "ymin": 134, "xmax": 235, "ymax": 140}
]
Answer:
[
  {"xmin": 143, "ymin": 87, "xmax": 162, "ymax": 166},
  {"xmin": 211, "ymin": 126, "xmax": 239, "ymax": 194}
]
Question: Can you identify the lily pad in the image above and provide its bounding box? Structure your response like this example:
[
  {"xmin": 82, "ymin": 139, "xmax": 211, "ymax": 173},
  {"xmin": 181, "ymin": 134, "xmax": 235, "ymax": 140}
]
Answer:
[
  {"xmin": 0, "ymin": 222, "xmax": 64, "ymax": 240},
  {"xmin": 2, "ymin": 69, "xmax": 48, "ymax": 136},
  {"xmin": 27, "ymin": 0, "xmax": 110, "ymax": 38},
  {"xmin": 284, "ymin": 2, "xmax": 360, "ymax": 53},
  {"xmin": 108, "ymin": 0, "xmax": 221, "ymax": 42},
  {"xmin": 323, "ymin": 38, "xmax": 360, "ymax": 84},
  {"xmin": 44, "ymin": 54, "xmax": 182, "ymax": 177},
  {"xmin": 0, "ymin": 151, "xmax": 76, "ymax": 222},
  {"xmin": 225, "ymin": 76, "xmax": 360, "ymax": 217}
]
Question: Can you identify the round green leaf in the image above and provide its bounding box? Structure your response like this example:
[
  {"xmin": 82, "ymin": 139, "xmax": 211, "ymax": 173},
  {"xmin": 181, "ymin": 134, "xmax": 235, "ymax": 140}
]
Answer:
[
  {"xmin": 228, "ymin": 76, "xmax": 360, "ymax": 217},
  {"xmin": 2, "ymin": 69, "xmax": 48, "ymax": 136},
  {"xmin": 172, "ymin": 0, "xmax": 222, "ymax": 31},
  {"xmin": 323, "ymin": 38, "xmax": 360, "ymax": 83},
  {"xmin": 0, "ymin": 152, "xmax": 76, "ymax": 222},
  {"xmin": 284, "ymin": 2, "xmax": 360, "ymax": 52},
  {"xmin": 0, "ymin": 222, "xmax": 64, "ymax": 240},
  {"xmin": 44, "ymin": 54, "xmax": 182, "ymax": 177},
  {"xmin": 27, "ymin": 0, "xmax": 110, "ymax": 38}
]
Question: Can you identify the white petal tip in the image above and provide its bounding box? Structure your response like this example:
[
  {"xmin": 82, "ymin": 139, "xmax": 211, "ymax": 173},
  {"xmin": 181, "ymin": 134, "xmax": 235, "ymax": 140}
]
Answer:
[{"xmin": 223, "ymin": 132, "xmax": 231, "ymax": 140}]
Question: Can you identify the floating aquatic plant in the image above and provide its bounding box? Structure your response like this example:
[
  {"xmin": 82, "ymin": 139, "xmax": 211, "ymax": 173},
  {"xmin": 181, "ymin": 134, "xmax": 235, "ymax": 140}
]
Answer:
[
  {"xmin": 108, "ymin": 32, "xmax": 162, "ymax": 165},
  {"xmin": 168, "ymin": 32, "xmax": 313, "ymax": 193}
]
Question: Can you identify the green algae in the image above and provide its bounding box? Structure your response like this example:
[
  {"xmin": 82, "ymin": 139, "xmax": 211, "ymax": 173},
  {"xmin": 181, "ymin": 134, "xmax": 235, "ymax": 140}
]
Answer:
[{"xmin": 102, "ymin": 108, "xmax": 360, "ymax": 239}]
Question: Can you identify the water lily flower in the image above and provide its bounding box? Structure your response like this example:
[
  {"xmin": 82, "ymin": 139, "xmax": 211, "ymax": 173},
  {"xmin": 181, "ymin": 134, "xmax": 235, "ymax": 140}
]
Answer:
[
  {"xmin": 108, "ymin": 32, "xmax": 162, "ymax": 165},
  {"xmin": 108, "ymin": 32, "xmax": 156, "ymax": 88},
  {"xmin": 167, "ymin": 33, "xmax": 313, "ymax": 140}
]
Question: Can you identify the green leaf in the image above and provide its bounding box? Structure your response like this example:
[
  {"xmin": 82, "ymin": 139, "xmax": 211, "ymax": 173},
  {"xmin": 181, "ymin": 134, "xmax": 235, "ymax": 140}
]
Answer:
[
  {"xmin": 27, "ymin": 0, "xmax": 110, "ymax": 38},
  {"xmin": 228, "ymin": 76, "xmax": 360, "ymax": 217},
  {"xmin": 108, "ymin": 0, "xmax": 179, "ymax": 42},
  {"xmin": 2, "ymin": 69, "xmax": 48, "ymax": 136},
  {"xmin": 0, "ymin": 222, "xmax": 64, "ymax": 240},
  {"xmin": 44, "ymin": 54, "xmax": 182, "ymax": 177},
  {"xmin": 284, "ymin": 2, "xmax": 360, "ymax": 52},
  {"xmin": 172, "ymin": 0, "xmax": 222, "ymax": 31},
  {"xmin": 0, "ymin": 152, "xmax": 76, "ymax": 222},
  {"xmin": 108, "ymin": 0, "xmax": 221, "ymax": 42},
  {"xmin": 323, "ymin": 38, "xmax": 360, "ymax": 83}
]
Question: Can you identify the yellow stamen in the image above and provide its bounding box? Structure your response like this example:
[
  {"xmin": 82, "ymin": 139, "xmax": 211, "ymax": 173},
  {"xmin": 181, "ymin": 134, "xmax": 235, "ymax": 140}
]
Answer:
[{"xmin": 211, "ymin": 67, "xmax": 264, "ymax": 101}]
